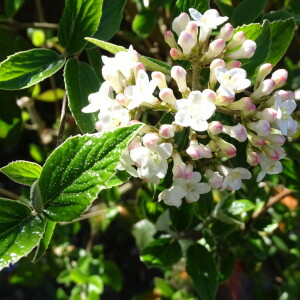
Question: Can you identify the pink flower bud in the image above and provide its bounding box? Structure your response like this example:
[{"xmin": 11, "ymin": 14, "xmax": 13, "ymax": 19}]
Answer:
[
  {"xmin": 266, "ymin": 134, "xmax": 286, "ymax": 146},
  {"xmin": 186, "ymin": 140, "xmax": 212, "ymax": 160},
  {"xmin": 202, "ymin": 89, "xmax": 217, "ymax": 103},
  {"xmin": 262, "ymin": 144, "xmax": 280, "ymax": 161},
  {"xmin": 164, "ymin": 30, "xmax": 178, "ymax": 48},
  {"xmin": 170, "ymin": 48, "xmax": 184, "ymax": 60},
  {"xmin": 214, "ymin": 137, "xmax": 237, "ymax": 158},
  {"xmin": 256, "ymin": 63, "xmax": 273, "ymax": 85},
  {"xmin": 246, "ymin": 149, "xmax": 260, "ymax": 166},
  {"xmin": 205, "ymin": 169, "xmax": 224, "ymax": 189},
  {"xmin": 287, "ymin": 119, "xmax": 298, "ymax": 137},
  {"xmin": 171, "ymin": 66, "xmax": 187, "ymax": 93},
  {"xmin": 209, "ymin": 59, "xmax": 225, "ymax": 89},
  {"xmin": 172, "ymin": 153, "xmax": 186, "ymax": 178},
  {"xmin": 159, "ymin": 124, "xmax": 175, "ymax": 139},
  {"xmin": 95, "ymin": 120, "xmax": 103, "ymax": 132},
  {"xmin": 251, "ymin": 79, "xmax": 275, "ymax": 99},
  {"xmin": 116, "ymin": 93, "xmax": 130, "ymax": 106},
  {"xmin": 133, "ymin": 62, "xmax": 146, "ymax": 78},
  {"xmin": 178, "ymin": 31, "xmax": 196, "ymax": 55},
  {"xmin": 223, "ymin": 123, "xmax": 247, "ymax": 142},
  {"xmin": 248, "ymin": 133, "xmax": 266, "ymax": 147},
  {"xmin": 215, "ymin": 94, "xmax": 235, "ymax": 106},
  {"xmin": 227, "ymin": 97, "xmax": 256, "ymax": 116},
  {"xmin": 159, "ymin": 88, "xmax": 177, "ymax": 105},
  {"xmin": 208, "ymin": 121, "xmax": 223, "ymax": 135},
  {"xmin": 186, "ymin": 21, "xmax": 198, "ymax": 41},
  {"xmin": 172, "ymin": 13, "xmax": 190, "ymax": 36},
  {"xmin": 247, "ymin": 120, "xmax": 271, "ymax": 136},
  {"xmin": 227, "ymin": 40, "xmax": 256, "ymax": 59},
  {"xmin": 225, "ymin": 60, "xmax": 242, "ymax": 69},
  {"xmin": 143, "ymin": 132, "xmax": 160, "ymax": 147},
  {"xmin": 218, "ymin": 23, "xmax": 234, "ymax": 42},
  {"xmin": 255, "ymin": 108, "xmax": 278, "ymax": 123},
  {"xmin": 207, "ymin": 140, "xmax": 220, "ymax": 152},
  {"xmin": 204, "ymin": 39, "xmax": 226, "ymax": 60},
  {"xmin": 276, "ymin": 90, "xmax": 290, "ymax": 101},
  {"xmin": 271, "ymin": 69, "xmax": 288, "ymax": 89},
  {"xmin": 128, "ymin": 136, "xmax": 142, "ymax": 151},
  {"xmin": 226, "ymin": 31, "xmax": 246, "ymax": 50},
  {"xmin": 151, "ymin": 71, "xmax": 167, "ymax": 90}
]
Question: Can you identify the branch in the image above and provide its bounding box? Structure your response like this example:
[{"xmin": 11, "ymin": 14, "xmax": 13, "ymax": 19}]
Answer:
[
  {"xmin": 2, "ymin": 20, "xmax": 58, "ymax": 30},
  {"xmin": 57, "ymin": 93, "xmax": 68, "ymax": 146}
]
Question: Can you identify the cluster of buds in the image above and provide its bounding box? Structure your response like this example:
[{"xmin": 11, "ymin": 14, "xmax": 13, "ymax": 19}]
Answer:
[{"xmin": 82, "ymin": 8, "xmax": 298, "ymax": 207}]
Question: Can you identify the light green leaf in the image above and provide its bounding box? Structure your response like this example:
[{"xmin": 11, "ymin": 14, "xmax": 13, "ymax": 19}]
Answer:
[
  {"xmin": 266, "ymin": 18, "xmax": 296, "ymax": 66},
  {"xmin": 58, "ymin": 0, "xmax": 103, "ymax": 55},
  {"xmin": 132, "ymin": 219, "xmax": 156, "ymax": 249},
  {"xmin": 85, "ymin": 38, "xmax": 171, "ymax": 74},
  {"xmin": 35, "ymin": 88, "xmax": 65, "ymax": 102},
  {"xmin": 226, "ymin": 199, "xmax": 255, "ymax": 216},
  {"xmin": 230, "ymin": 0, "xmax": 267, "ymax": 27},
  {"xmin": 173, "ymin": 0, "xmax": 210, "ymax": 18},
  {"xmin": 88, "ymin": 275, "xmax": 104, "ymax": 294},
  {"xmin": 0, "ymin": 198, "xmax": 45, "ymax": 270},
  {"xmin": 39, "ymin": 125, "xmax": 142, "ymax": 222},
  {"xmin": 4, "ymin": 0, "xmax": 25, "ymax": 17},
  {"xmin": 0, "ymin": 49, "xmax": 65, "ymax": 90},
  {"xmin": 140, "ymin": 238, "xmax": 182, "ymax": 268},
  {"xmin": 64, "ymin": 58, "xmax": 100, "ymax": 133},
  {"xmin": 186, "ymin": 244, "xmax": 218, "ymax": 300},
  {"xmin": 1, "ymin": 160, "xmax": 42, "ymax": 186}
]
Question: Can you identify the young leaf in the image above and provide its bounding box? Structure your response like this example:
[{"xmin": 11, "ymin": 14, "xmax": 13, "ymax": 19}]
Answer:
[
  {"xmin": 4, "ymin": 0, "xmax": 25, "ymax": 17},
  {"xmin": 85, "ymin": 38, "xmax": 171, "ymax": 74},
  {"xmin": 38, "ymin": 125, "xmax": 142, "ymax": 222},
  {"xmin": 230, "ymin": 0, "xmax": 267, "ymax": 27},
  {"xmin": 0, "ymin": 49, "xmax": 65, "ymax": 90},
  {"xmin": 140, "ymin": 238, "xmax": 182, "ymax": 268},
  {"xmin": 265, "ymin": 18, "xmax": 296, "ymax": 66},
  {"xmin": 186, "ymin": 244, "xmax": 218, "ymax": 300},
  {"xmin": 1, "ymin": 160, "xmax": 42, "ymax": 186},
  {"xmin": 0, "ymin": 198, "xmax": 45, "ymax": 270},
  {"xmin": 173, "ymin": 0, "xmax": 210, "ymax": 18},
  {"xmin": 58, "ymin": 0, "xmax": 103, "ymax": 55},
  {"xmin": 35, "ymin": 88, "xmax": 65, "ymax": 102},
  {"xmin": 64, "ymin": 58, "xmax": 100, "ymax": 133}
]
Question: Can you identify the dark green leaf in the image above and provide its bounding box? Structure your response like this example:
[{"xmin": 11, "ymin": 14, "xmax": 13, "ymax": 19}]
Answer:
[
  {"xmin": 173, "ymin": 0, "xmax": 210, "ymax": 18},
  {"xmin": 4, "ymin": 0, "xmax": 25, "ymax": 17},
  {"xmin": 58, "ymin": 0, "xmax": 103, "ymax": 55},
  {"xmin": 0, "ymin": 198, "xmax": 45, "ymax": 270},
  {"xmin": 169, "ymin": 202, "xmax": 194, "ymax": 231},
  {"xmin": 64, "ymin": 58, "xmax": 100, "ymax": 133},
  {"xmin": 39, "ymin": 125, "xmax": 141, "ymax": 222},
  {"xmin": 1, "ymin": 160, "xmax": 42, "ymax": 186},
  {"xmin": 101, "ymin": 260, "xmax": 123, "ymax": 292},
  {"xmin": 141, "ymin": 238, "xmax": 182, "ymax": 268},
  {"xmin": 0, "ymin": 49, "xmax": 65, "ymax": 90},
  {"xmin": 86, "ymin": 48, "xmax": 103, "ymax": 81},
  {"xmin": 32, "ymin": 220, "xmax": 56, "ymax": 263},
  {"xmin": 215, "ymin": 0, "xmax": 234, "ymax": 17},
  {"xmin": 192, "ymin": 190, "xmax": 214, "ymax": 219},
  {"xmin": 230, "ymin": 0, "xmax": 267, "ymax": 27},
  {"xmin": 186, "ymin": 244, "xmax": 218, "ymax": 300},
  {"xmin": 132, "ymin": 10, "xmax": 157, "ymax": 38}
]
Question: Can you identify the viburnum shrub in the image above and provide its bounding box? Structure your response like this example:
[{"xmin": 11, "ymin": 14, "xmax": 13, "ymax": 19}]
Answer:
[{"xmin": 0, "ymin": 0, "xmax": 298, "ymax": 299}]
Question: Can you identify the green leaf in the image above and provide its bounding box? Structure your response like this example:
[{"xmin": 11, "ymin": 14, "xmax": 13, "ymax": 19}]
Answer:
[
  {"xmin": 35, "ymin": 88, "xmax": 65, "ymax": 102},
  {"xmin": 140, "ymin": 238, "xmax": 182, "ymax": 268},
  {"xmin": 230, "ymin": 0, "xmax": 267, "ymax": 27},
  {"xmin": 39, "ymin": 125, "xmax": 142, "ymax": 222},
  {"xmin": 0, "ymin": 198, "xmax": 45, "ymax": 270},
  {"xmin": 132, "ymin": 9, "xmax": 157, "ymax": 38},
  {"xmin": 92, "ymin": 0, "xmax": 127, "ymax": 42},
  {"xmin": 101, "ymin": 260, "xmax": 123, "ymax": 292},
  {"xmin": 265, "ymin": 18, "xmax": 296, "ymax": 66},
  {"xmin": 4, "ymin": 0, "xmax": 25, "ymax": 17},
  {"xmin": 32, "ymin": 220, "xmax": 56, "ymax": 263},
  {"xmin": 132, "ymin": 219, "xmax": 156, "ymax": 249},
  {"xmin": 186, "ymin": 244, "xmax": 218, "ymax": 300},
  {"xmin": 215, "ymin": 0, "xmax": 233, "ymax": 17},
  {"xmin": 0, "ymin": 49, "xmax": 65, "ymax": 90},
  {"xmin": 173, "ymin": 0, "xmax": 210, "ymax": 18},
  {"xmin": 1, "ymin": 160, "xmax": 42, "ymax": 186},
  {"xmin": 85, "ymin": 38, "xmax": 171, "ymax": 74},
  {"xmin": 58, "ymin": 0, "xmax": 103, "ymax": 55},
  {"xmin": 225, "ymin": 199, "xmax": 255, "ymax": 216},
  {"xmin": 88, "ymin": 275, "xmax": 104, "ymax": 295},
  {"xmin": 64, "ymin": 58, "xmax": 100, "ymax": 133},
  {"xmin": 86, "ymin": 48, "xmax": 103, "ymax": 81}
]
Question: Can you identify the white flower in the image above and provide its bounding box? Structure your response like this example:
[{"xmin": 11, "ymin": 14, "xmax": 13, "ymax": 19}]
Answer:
[
  {"xmin": 272, "ymin": 93, "xmax": 297, "ymax": 135},
  {"xmin": 130, "ymin": 143, "xmax": 173, "ymax": 181},
  {"xmin": 124, "ymin": 69, "xmax": 158, "ymax": 110},
  {"xmin": 256, "ymin": 153, "xmax": 283, "ymax": 182},
  {"xmin": 218, "ymin": 165, "xmax": 251, "ymax": 190},
  {"xmin": 158, "ymin": 185, "xmax": 187, "ymax": 207},
  {"xmin": 175, "ymin": 90, "xmax": 216, "ymax": 131},
  {"xmin": 215, "ymin": 67, "xmax": 251, "ymax": 99},
  {"xmin": 189, "ymin": 8, "xmax": 228, "ymax": 29},
  {"xmin": 82, "ymin": 81, "xmax": 114, "ymax": 113}
]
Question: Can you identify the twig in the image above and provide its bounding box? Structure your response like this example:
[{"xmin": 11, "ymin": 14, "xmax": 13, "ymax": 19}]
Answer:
[
  {"xmin": 2, "ymin": 20, "xmax": 58, "ymax": 30},
  {"xmin": 57, "ymin": 93, "xmax": 68, "ymax": 146},
  {"xmin": 0, "ymin": 188, "xmax": 21, "ymax": 200}
]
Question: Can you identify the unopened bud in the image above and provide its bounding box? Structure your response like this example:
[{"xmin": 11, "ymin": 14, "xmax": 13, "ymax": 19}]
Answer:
[
  {"xmin": 207, "ymin": 140, "xmax": 220, "ymax": 152},
  {"xmin": 102, "ymin": 66, "xmax": 123, "ymax": 93},
  {"xmin": 208, "ymin": 121, "xmax": 223, "ymax": 135},
  {"xmin": 247, "ymin": 133, "xmax": 266, "ymax": 147},
  {"xmin": 205, "ymin": 169, "xmax": 224, "ymax": 189},
  {"xmin": 214, "ymin": 137, "xmax": 237, "ymax": 158},
  {"xmin": 225, "ymin": 60, "xmax": 241, "ymax": 69},
  {"xmin": 171, "ymin": 66, "xmax": 187, "ymax": 93},
  {"xmin": 178, "ymin": 31, "xmax": 196, "ymax": 55},
  {"xmin": 226, "ymin": 31, "xmax": 246, "ymax": 50},
  {"xmin": 143, "ymin": 132, "xmax": 160, "ymax": 147},
  {"xmin": 172, "ymin": 153, "xmax": 186, "ymax": 178},
  {"xmin": 276, "ymin": 90, "xmax": 290, "ymax": 101},
  {"xmin": 151, "ymin": 71, "xmax": 167, "ymax": 90},
  {"xmin": 203, "ymin": 89, "xmax": 217, "ymax": 103},
  {"xmin": 199, "ymin": 26, "xmax": 212, "ymax": 42},
  {"xmin": 217, "ymin": 23, "xmax": 234, "ymax": 42},
  {"xmin": 159, "ymin": 124, "xmax": 175, "ymax": 139},
  {"xmin": 271, "ymin": 69, "xmax": 288, "ymax": 89},
  {"xmin": 204, "ymin": 39, "xmax": 226, "ymax": 60},
  {"xmin": 227, "ymin": 97, "xmax": 256, "ymax": 116},
  {"xmin": 128, "ymin": 136, "xmax": 142, "ymax": 151},
  {"xmin": 186, "ymin": 21, "xmax": 198, "ymax": 41},
  {"xmin": 170, "ymin": 48, "xmax": 184, "ymax": 60},
  {"xmin": 262, "ymin": 144, "xmax": 280, "ymax": 161},
  {"xmin": 164, "ymin": 30, "xmax": 178, "ymax": 48},
  {"xmin": 209, "ymin": 59, "xmax": 225, "ymax": 89},
  {"xmin": 256, "ymin": 63, "xmax": 273, "ymax": 85},
  {"xmin": 223, "ymin": 123, "xmax": 247, "ymax": 142},
  {"xmin": 172, "ymin": 13, "xmax": 190, "ymax": 36},
  {"xmin": 255, "ymin": 108, "xmax": 278, "ymax": 123},
  {"xmin": 186, "ymin": 140, "xmax": 212, "ymax": 160},
  {"xmin": 287, "ymin": 119, "xmax": 298, "ymax": 137},
  {"xmin": 133, "ymin": 63, "xmax": 146, "ymax": 78},
  {"xmin": 246, "ymin": 148, "xmax": 260, "ymax": 166},
  {"xmin": 116, "ymin": 93, "xmax": 130, "ymax": 106},
  {"xmin": 251, "ymin": 79, "xmax": 275, "ymax": 99},
  {"xmin": 248, "ymin": 120, "xmax": 271, "ymax": 136},
  {"xmin": 266, "ymin": 134, "xmax": 286, "ymax": 146},
  {"xmin": 227, "ymin": 40, "xmax": 256, "ymax": 60},
  {"xmin": 159, "ymin": 88, "xmax": 177, "ymax": 106}
]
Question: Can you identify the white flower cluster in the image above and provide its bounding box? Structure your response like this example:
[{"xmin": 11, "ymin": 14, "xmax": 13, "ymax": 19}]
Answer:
[{"xmin": 82, "ymin": 8, "xmax": 298, "ymax": 207}]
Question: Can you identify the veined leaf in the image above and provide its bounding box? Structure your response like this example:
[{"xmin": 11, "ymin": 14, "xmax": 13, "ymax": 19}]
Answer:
[
  {"xmin": 173, "ymin": 0, "xmax": 210, "ymax": 18},
  {"xmin": 39, "ymin": 125, "xmax": 142, "ymax": 222},
  {"xmin": 0, "ymin": 49, "xmax": 65, "ymax": 90}
]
